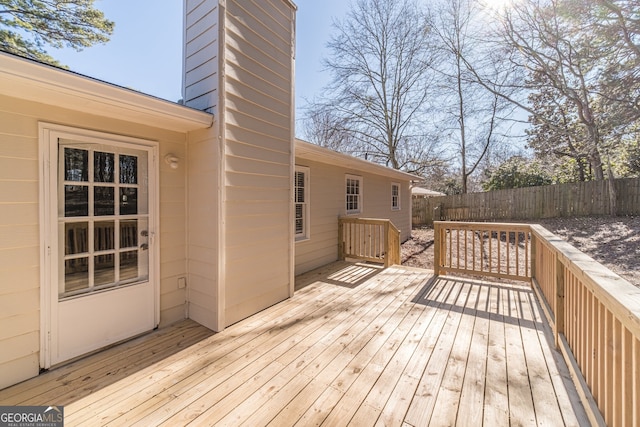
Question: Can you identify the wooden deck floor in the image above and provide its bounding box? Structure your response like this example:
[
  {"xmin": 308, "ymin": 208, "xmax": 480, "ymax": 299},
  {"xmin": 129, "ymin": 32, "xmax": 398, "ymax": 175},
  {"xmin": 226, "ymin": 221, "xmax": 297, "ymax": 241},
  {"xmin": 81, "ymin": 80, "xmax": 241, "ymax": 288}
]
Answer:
[{"xmin": 0, "ymin": 262, "xmax": 588, "ymax": 426}]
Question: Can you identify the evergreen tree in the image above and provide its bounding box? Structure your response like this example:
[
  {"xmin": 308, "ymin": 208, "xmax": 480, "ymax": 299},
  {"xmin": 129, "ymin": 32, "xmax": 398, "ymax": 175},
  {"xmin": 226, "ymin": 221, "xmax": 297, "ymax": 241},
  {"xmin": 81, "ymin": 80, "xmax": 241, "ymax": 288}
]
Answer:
[{"xmin": 0, "ymin": 0, "xmax": 113, "ymax": 66}]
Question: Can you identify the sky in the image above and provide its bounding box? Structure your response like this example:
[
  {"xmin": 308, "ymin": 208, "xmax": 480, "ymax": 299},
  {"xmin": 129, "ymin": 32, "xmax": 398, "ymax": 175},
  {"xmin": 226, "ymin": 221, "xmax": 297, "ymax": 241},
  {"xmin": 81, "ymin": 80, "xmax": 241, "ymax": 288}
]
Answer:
[{"xmin": 52, "ymin": 0, "xmax": 350, "ymax": 124}]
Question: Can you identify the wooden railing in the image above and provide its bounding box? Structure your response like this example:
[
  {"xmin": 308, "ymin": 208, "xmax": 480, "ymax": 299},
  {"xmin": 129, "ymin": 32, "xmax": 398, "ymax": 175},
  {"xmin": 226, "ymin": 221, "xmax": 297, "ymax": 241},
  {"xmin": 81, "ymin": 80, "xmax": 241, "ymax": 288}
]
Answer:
[
  {"xmin": 434, "ymin": 221, "xmax": 640, "ymax": 427},
  {"xmin": 338, "ymin": 218, "xmax": 401, "ymax": 267},
  {"xmin": 433, "ymin": 221, "xmax": 532, "ymax": 282}
]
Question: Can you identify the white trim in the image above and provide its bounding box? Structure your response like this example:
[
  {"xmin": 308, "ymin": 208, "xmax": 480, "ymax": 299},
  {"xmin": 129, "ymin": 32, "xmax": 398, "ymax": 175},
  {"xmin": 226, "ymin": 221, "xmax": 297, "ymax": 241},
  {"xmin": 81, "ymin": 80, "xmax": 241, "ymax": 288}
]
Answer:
[
  {"xmin": 289, "ymin": 4, "xmax": 297, "ymax": 298},
  {"xmin": 294, "ymin": 165, "xmax": 310, "ymax": 242},
  {"xmin": 39, "ymin": 122, "xmax": 160, "ymax": 368},
  {"xmin": 0, "ymin": 52, "xmax": 213, "ymax": 132},
  {"xmin": 391, "ymin": 182, "xmax": 401, "ymax": 211},
  {"xmin": 296, "ymin": 139, "xmax": 419, "ymax": 182},
  {"xmin": 345, "ymin": 174, "xmax": 363, "ymax": 215},
  {"xmin": 217, "ymin": 2, "xmax": 227, "ymax": 332}
]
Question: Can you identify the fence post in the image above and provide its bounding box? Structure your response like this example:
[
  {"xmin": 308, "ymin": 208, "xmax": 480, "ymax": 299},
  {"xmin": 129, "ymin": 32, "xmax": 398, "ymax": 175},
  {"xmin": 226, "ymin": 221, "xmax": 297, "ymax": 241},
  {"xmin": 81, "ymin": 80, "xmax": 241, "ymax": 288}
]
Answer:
[{"xmin": 555, "ymin": 254, "xmax": 565, "ymax": 349}]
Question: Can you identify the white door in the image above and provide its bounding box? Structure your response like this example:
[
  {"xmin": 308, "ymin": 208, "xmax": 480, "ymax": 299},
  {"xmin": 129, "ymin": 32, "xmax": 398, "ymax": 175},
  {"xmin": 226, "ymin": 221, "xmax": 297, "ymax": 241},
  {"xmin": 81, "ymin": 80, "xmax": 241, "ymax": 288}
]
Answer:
[{"xmin": 42, "ymin": 127, "xmax": 158, "ymax": 367}]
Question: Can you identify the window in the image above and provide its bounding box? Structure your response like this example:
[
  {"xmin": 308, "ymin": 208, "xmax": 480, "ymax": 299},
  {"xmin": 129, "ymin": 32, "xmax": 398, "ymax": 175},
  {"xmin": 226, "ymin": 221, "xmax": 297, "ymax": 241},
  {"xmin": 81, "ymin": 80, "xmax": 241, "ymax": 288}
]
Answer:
[
  {"xmin": 391, "ymin": 183, "xmax": 400, "ymax": 210},
  {"xmin": 58, "ymin": 142, "xmax": 150, "ymax": 297},
  {"xmin": 295, "ymin": 166, "xmax": 310, "ymax": 240},
  {"xmin": 346, "ymin": 175, "xmax": 362, "ymax": 214}
]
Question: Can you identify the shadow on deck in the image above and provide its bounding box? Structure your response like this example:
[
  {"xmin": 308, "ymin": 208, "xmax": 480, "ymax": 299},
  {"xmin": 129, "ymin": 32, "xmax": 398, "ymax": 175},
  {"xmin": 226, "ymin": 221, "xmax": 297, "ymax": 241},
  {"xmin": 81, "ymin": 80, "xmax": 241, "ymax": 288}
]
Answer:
[{"xmin": 0, "ymin": 261, "xmax": 588, "ymax": 426}]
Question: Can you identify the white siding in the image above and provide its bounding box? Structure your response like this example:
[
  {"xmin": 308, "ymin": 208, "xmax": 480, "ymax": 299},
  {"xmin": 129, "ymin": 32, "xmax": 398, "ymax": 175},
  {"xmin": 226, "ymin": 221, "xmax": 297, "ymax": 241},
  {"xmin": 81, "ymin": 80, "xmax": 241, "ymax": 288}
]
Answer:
[
  {"xmin": 184, "ymin": 0, "xmax": 219, "ymax": 112},
  {"xmin": 186, "ymin": 126, "xmax": 220, "ymax": 330},
  {"xmin": 0, "ymin": 105, "xmax": 39, "ymax": 389},
  {"xmin": 294, "ymin": 157, "xmax": 412, "ymax": 275},
  {"xmin": 0, "ymin": 94, "xmax": 190, "ymax": 388},
  {"xmin": 222, "ymin": 0, "xmax": 295, "ymax": 325}
]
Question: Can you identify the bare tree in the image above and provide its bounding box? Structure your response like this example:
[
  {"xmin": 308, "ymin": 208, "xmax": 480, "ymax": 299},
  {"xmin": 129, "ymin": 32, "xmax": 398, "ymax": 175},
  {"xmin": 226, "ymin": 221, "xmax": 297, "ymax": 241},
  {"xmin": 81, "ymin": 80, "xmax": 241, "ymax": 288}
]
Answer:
[
  {"xmin": 478, "ymin": 0, "xmax": 636, "ymax": 213},
  {"xmin": 302, "ymin": 0, "xmax": 439, "ymax": 175},
  {"xmin": 462, "ymin": 0, "xmax": 617, "ymax": 181},
  {"xmin": 430, "ymin": 0, "xmax": 512, "ymax": 193},
  {"xmin": 578, "ymin": 0, "xmax": 640, "ymax": 123},
  {"xmin": 301, "ymin": 103, "xmax": 355, "ymax": 152}
]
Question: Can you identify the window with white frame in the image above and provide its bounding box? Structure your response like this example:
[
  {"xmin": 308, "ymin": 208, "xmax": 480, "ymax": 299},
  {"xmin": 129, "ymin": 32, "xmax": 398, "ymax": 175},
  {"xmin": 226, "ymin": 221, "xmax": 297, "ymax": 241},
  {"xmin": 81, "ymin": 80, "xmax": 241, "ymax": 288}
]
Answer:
[
  {"xmin": 391, "ymin": 183, "xmax": 400, "ymax": 210},
  {"xmin": 346, "ymin": 175, "xmax": 362, "ymax": 214},
  {"xmin": 294, "ymin": 166, "xmax": 310, "ymax": 240}
]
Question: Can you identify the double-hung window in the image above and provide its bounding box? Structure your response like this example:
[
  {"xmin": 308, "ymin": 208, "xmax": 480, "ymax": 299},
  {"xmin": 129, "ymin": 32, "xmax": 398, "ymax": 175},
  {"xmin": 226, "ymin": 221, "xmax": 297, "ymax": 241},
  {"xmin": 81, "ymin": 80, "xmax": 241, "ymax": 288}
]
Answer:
[
  {"xmin": 346, "ymin": 175, "xmax": 362, "ymax": 214},
  {"xmin": 391, "ymin": 183, "xmax": 400, "ymax": 210},
  {"xmin": 294, "ymin": 166, "xmax": 310, "ymax": 240}
]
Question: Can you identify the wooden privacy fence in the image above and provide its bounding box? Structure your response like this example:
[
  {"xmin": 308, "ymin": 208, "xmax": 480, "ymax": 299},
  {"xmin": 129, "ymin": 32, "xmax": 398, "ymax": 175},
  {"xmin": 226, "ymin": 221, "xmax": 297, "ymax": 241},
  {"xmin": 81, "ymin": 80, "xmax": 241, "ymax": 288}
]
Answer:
[
  {"xmin": 434, "ymin": 221, "xmax": 640, "ymax": 427},
  {"xmin": 338, "ymin": 217, "xmax": 401, "ymax": 267},
  {"xmin": 414, "ymin": 177, "xmax": 640, "ymax": 225}
]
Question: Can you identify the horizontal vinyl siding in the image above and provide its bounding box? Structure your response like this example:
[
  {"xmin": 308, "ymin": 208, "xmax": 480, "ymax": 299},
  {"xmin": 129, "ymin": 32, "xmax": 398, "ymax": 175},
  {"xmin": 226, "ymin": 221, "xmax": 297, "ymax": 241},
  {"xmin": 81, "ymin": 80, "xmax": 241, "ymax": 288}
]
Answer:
[
  {"xmin": 223, "ymin": 0, "xmax": 294, "ymax": 326},
  {"xmin": 184, "ymin": 0, "xmax": 219, "ymax": 111},
  {"xmin": 186, "ymin": 127, "xmax": 219, "ymax": 331},
  {"xmin": 0, "ymin": 94, "xmax": 190, "ymax": 388},
  {"xmin": 294, "ymin": 158, "xmax": 413, "ymax": 275},
  {"xmin": 0, "ymin": 105, "xmax": 40, "ymax": 389},
  {"xmin": 158, "ymin": 136, "xmax": 189, "ymax": 327},
  {"xmin": 360, "ymin": 174, "xmax": 412, "ymax": 242}
]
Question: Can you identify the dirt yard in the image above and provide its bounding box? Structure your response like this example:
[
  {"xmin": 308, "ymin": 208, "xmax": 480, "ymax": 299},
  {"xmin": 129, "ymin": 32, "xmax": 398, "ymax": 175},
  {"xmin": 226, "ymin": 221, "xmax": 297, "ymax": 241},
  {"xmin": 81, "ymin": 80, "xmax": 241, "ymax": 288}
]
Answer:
[{"xmin": 401, "ymin": 216, "xmax": 640, "ymax": 287}]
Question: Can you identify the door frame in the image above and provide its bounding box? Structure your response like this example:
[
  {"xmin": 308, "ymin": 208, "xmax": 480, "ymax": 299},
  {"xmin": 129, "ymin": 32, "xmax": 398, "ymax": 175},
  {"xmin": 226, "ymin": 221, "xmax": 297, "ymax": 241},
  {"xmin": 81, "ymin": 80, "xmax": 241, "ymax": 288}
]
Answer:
[{"xmin": 39, "ymin": 123, "xmax": 160, "ymax": 369}]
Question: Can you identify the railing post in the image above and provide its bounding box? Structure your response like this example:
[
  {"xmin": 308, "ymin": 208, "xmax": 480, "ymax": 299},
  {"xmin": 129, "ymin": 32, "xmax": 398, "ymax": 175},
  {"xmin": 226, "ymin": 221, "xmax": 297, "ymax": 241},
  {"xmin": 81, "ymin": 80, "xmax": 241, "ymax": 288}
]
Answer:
[
  {"xmin": 384, "ymin": 221, "xmax": 391, "ymax": 267},
  {"xmin": 388, "ymin": 225, "xmax": 400, "ymax": 266},
  {"xmin": 555, "ymin": 254, "xmax": 565, "ymax": 349},
  {"xmin": 338, "ymin": 218, "xmax": 345, "ymax": 261},
  {"xmin": 530, "ymin": 231, "xmax": 537, "ymax": 282},
  {"xmin": 394, "ymin": 228, "xmax": 400, "ymax": 265},
  {"xmin": 433, "ymin": 222, "xmax": 441, "ymax": 276}
]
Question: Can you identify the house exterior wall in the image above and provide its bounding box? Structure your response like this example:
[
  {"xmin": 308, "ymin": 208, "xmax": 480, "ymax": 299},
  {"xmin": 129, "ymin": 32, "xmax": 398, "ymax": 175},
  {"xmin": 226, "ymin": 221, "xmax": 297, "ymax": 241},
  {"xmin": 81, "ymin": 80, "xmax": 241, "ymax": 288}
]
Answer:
[
  {"xmin": 183, "ymin": 0, "xmax": 296, "ymax": 328},
  {"xmin": 184, "ymin": 0, "xmax": 219, "ymax": 112},
  {"xmin": 186, "ymin": 125, "xmax": 220, "ymax": 331},
  {"xmin": 0, "ymin": 94, "xmax": 190, "ymax": 389},
  {"xmin": 221, "ymin": 0, "xmax": 295, "ymax": 325},
  {"xmin": 294, "ymin": 156, "xmax": 412, "ymax": 275}
]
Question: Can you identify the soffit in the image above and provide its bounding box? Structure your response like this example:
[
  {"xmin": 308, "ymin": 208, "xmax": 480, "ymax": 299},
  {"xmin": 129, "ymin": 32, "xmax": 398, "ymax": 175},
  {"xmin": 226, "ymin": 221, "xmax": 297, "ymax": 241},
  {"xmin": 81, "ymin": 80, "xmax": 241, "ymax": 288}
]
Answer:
[
  {"xmin": 0, "ymin": 53, "xmax": 213, "ymax": 132},
  {"xmin": 295, "ymin": 139, "xmax": 420, "ymax": 182}
]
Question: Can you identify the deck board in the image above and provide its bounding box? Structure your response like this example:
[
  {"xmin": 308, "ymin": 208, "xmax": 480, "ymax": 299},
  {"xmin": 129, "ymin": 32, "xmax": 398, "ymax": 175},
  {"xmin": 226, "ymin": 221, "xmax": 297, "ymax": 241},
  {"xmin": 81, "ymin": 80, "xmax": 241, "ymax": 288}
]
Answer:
[{"xmin": 0, "ymin": 262, "xmax": 589, "ymax": 426}]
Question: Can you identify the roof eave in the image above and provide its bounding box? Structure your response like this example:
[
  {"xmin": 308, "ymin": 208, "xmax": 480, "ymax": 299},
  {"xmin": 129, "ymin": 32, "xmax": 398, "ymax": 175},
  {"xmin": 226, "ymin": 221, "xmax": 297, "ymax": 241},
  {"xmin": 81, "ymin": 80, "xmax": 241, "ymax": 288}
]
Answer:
[
  {"xmin": 295, "ymin": 139, "xmax": 421, "ymax": 182},
  {"xmin": 0, "ymin": 52, "xmax": 213, "ymax": 132}
]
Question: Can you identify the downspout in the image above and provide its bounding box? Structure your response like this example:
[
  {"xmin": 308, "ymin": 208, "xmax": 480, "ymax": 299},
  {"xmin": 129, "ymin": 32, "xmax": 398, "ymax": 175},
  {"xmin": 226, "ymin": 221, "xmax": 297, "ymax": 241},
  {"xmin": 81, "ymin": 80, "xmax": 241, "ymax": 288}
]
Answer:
[
  {"xmin": 182, "ymin": 0, "xmax": 190, "ymax": 322},
  {"xmin": 289, "ymin": 3, "xmax": 297, "ymax": 297},
  {"xmin": 217, "ymin": 0, "xmax": 228, "ymax": 331}
]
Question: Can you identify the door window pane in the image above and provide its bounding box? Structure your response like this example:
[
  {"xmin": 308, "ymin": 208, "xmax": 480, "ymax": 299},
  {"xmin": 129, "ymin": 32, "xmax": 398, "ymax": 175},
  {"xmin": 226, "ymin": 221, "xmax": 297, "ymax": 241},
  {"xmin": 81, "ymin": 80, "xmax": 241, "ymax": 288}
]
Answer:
[
  {"xmin": 64, "ymin": 148, "xmax": 88, "ymax": 182},
  {"xmin": 65, "ymin": 185, "xmax": 89, "ymax": 217},
  {"xmin": 94, "ymin": 221, "xmax": 115, "ymax": 251},
  {"xmin": 120, "ymin": 251, "xmax": 138, "ymax": 281},
  {"xmin": 94, "ymin": 151, "xmax": 115, "ymax": 183},
  {"xmin": 95, "ymin": 254, "xmax": 115, "ymax": 287},
  {"xmin": 65, "ymin": 258, "xmax": 89, "ymax": 293},
  {"xmin": 94, "ymin": 187, "xmax": 115, "ymax": 216},
  {"xmin": 120, "ymin": 155, "xmax": 138, "ymax": 184},
  {"xmin": 120, "ymin": 220, "xmax": 138, "ymax": 248},
  {"xmin": 65, "ymin": 222, "xmax": 88, "ymax": 255},
  {"xmin": 58, "ymin": 142, "xmax": 150, "ymax": 299},
  {"xmin": 120, "ymin": 188, "xmax": 138, "ymax": 215}
]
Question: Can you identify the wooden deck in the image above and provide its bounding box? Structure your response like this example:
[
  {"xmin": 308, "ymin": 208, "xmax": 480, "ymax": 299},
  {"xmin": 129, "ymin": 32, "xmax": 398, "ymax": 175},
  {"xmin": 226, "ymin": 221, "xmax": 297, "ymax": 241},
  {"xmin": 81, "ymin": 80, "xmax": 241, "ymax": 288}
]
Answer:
[{"xmin": 0, "ymin": 262, "xmax": 588, "ymax": 426}]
